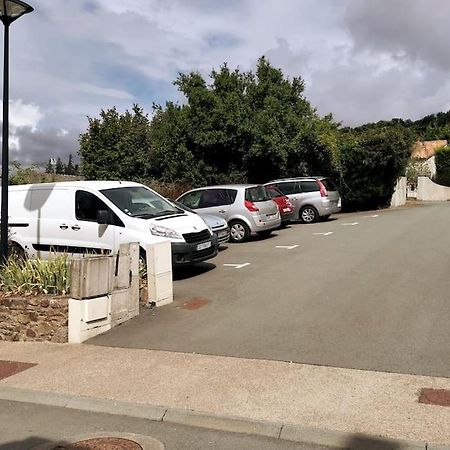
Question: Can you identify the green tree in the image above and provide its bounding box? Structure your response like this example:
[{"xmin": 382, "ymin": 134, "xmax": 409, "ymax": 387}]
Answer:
[
  {"xmin": 45, "ymin": 159, "xmax": 54, "ymax": 174},
  {"xmin": 434, "ymin": 145, "xmax": 450, "ymax": 186},
  {"xmin": 337, "ymin": 127, "xmax": 414, "ymax": 210},
  {"xmin": 65, "ymin": 154, "xmax": 75, "ymax": 175},
  {"xmin": 55, "ymin": 157, "xmax": 64, "ymax": 175},
  {"xmin": 79, "ymin": 105, "xmax": 153, "ymax": 180}
]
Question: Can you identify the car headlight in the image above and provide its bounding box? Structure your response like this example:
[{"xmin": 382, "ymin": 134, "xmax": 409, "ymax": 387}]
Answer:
[{"xmin": 149, "ymin": 224, "xmax": 182, "ymax": 239}]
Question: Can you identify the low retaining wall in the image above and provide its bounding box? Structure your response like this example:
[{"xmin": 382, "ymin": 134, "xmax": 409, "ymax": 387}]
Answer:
[
  {"xmin": 417, "ymin": 177, "xmax": 450, "ymax": 201},
  {"xmin": 0, "ymin": 295, "xmax": 68, "ymax": 343}
]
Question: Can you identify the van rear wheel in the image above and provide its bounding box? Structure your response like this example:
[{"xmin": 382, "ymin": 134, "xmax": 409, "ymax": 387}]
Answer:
[{"xmin": 229, "ymin": 220, "xmax": 250, "ymax": 243}]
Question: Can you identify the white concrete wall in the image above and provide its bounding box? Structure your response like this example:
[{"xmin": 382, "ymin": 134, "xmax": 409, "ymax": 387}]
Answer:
[
  {"xmin": 417, "ymin": 177, "xmax": 450, "ymax": 201},
  {"xmin": 390, "ymin": 177, "xmax": 407, "ymax": 207}
]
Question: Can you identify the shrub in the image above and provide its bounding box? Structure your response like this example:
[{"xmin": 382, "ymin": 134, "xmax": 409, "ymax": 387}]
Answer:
[
  {"xmin": 338, "ymin": 128, "xmax": 414, "ymax": 211},
  {"xmin": 0, "ymin": 255, "xmax": 70, "ymax": 295},
  {"xmin": 434, "ymin": 145, "xmax": 450, "ymax": 186}
]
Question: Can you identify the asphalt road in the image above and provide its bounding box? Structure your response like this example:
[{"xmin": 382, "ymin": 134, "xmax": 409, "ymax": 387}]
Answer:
[
  {"xmin": 89, "ymin": 202, "xmax": 450, "ymax": 378},
  {"xmin": 0, "ymin": 400, "xmax": 329, "ymax": 450}
]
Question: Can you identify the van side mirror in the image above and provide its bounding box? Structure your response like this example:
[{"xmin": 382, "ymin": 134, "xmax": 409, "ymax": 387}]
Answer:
[{"xmin": 97, "ymin": 210, "xmax": 110, "ymax": 225}]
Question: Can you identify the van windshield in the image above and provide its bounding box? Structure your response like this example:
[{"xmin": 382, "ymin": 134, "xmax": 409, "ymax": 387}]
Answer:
[{"xmin": 101, "ymin": 187, "xmax": 183, "ymax": 218}]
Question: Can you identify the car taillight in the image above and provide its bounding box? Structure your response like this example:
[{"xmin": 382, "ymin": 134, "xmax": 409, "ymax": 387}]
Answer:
[
  {"xmin": 245, "ymin": 200, "xmax": 259, "ymax": 212},
  {"xmin": 317, "ymin": 180, "xmax": 328, "ymax": 197}
]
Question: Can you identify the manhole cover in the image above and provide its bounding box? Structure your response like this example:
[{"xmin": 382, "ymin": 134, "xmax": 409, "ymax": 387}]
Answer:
[
  {"xmin": 180, "ymin": 297, "xmax": 208, "ymax": 310},
  {"xmin": 0, "ymin": 360, "xmax": 36, "ymax": 381},
  {"xmin": 54, "ymin": 438, "xmax": 143, "ymax": 450}
]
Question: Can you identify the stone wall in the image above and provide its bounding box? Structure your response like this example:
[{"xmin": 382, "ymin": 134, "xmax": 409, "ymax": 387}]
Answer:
[
  {"xmin": 390, "ymin": 177, "xmax": 407, "ymax": 207},
  {"xmin": 0, "ymin": 295, "xmax": 68, "ymax": 343}
]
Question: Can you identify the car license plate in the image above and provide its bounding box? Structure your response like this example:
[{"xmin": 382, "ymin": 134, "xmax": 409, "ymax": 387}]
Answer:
[
  {"xmin": 197, "ymin": 241, "xmax": 212, "ymax": 251},
  {"xmin": 283, "ymin": 207, "xmax": 291, "ymax": 212}
]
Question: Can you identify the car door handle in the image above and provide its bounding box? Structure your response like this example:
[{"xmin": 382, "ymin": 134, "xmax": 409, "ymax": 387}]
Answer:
[
  {"xmin": 218, "ymin": 210, "xmax": 226, "ymax": 213},
  {"xmin": 71, "ymin": 225, "xmax": 80, "ymax": 231},
  {"xmin": 59, "ymin": 224, "xmax": 68, "ymax": 230}
]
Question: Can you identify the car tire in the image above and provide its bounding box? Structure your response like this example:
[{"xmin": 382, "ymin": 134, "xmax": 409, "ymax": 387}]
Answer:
[
  {"xmin": 8, "ymin": 243, "xmax": 26, "ymax": 261},
  {"xmin": 280, "ymin": 221, "xmax": 290, "ymax": 228},
  {"xmin": 257, "ymin": 230, "xmax": 272, "ymax": 238},
  {"xmin": 229, "ymin": 220, "xmax": 250, "ymax": 243},
  {"xmin": 320, "ymin": 214, "xmax": 331, "ymax": 222},
  {"xmin": 299, "ymin": 206, "xmax": 319, "ymax": 224}
]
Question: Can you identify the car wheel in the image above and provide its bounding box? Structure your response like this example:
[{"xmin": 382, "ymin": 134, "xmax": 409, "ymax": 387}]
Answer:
[
  {"xmin": 257, "ymin": 230, "xmax": 272, "ymax": 238},
  {"xmin": 320, "ymin": 214, "xmax": 331, "ymax": 222},
  {"xmin": 8, "ymin": 243, "xmax": 26, "ymax": 261},
  {"xmin": 229, "ymin": 220, "xmax": 250, "ymax": 243},
  {"xmin": 300, "ymin": 206, "xmax": 318, "ymax": 223}
]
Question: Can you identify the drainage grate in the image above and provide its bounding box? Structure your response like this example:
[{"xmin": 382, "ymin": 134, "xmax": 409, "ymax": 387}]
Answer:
[
  {"xmin": 0, "ymin": 360, "xmax": 36, "ymax": 381},
  {"xmin": 53, "ymin": 437, "xmax": 143, "ymax": 449},
  {"xmin": 419, "ymin": 388, "xmax": 450, "ymax": 407},
  {"xmin": 180, "ymin": 298, "xmax": 208, "ymax": 310}
]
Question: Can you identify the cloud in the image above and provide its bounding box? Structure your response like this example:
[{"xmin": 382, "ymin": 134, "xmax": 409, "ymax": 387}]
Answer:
[{"xmin": 4, "ymin": 0, "xmax": 450, "ymax": 164}]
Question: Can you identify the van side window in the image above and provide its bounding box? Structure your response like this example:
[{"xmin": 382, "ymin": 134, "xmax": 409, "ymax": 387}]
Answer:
[
  {"xmin": 75, "ymin": 191, "xmax": 122, "ymax": 226},
  {"xmin": 276, "ymin": 182, "xmax": 299, "ymax": 195},
  {"xmin": 300, "ymin": 181, "xmax": 320, "ymax": 192}
]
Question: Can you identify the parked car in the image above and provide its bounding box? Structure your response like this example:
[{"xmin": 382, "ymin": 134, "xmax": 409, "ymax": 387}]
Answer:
[
  {"xmin": 176, "ymin": 184, "xmax": 281, "ymax": 243},
  {"xmin": 266, "ymin": 177, "xmax": 341, "ymax": 223},
  {"xmin": 264, "ymin": 185, "xmax": 294, "ymax": 227},
  {"xmin": 171, "ymin": 200, "xmax": 230, "ymax": 245},
  {"xmin": 5, "ymin": 181, "xmax": 218, "ymax": 266}
]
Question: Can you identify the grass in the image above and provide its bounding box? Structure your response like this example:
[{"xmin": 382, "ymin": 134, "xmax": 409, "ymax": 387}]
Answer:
[{"xmin": 0, "ymin": 254, "xmax": 70, "ymax": 296}]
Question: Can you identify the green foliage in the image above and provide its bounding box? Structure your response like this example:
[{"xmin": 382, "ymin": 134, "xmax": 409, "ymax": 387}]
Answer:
[
  {"xmin": 79, "ymin": 105, "xmax": 153, "ymax": 180},
  {"xmin": 406, "ymin": 158, "xmax": 431, "ymax": 190},
  {"xmin": 434, "ymin": 145, "xmax": 450, "ymax": 186},
  {"xmin": 0, "ymin": 255, "xmax": 70, "ymax": 295},
  {"xmin": 338, "ymin": 127, "xmax": 414, "ymax": 210},
  {"xmin": 79, "ymin": 58, "xmax": 336, "ymax": 186}
]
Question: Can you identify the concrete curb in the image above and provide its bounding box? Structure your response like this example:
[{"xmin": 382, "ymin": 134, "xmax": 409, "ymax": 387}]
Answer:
[
  {"xmin": 0, "ymin": 385, "xmax": 440, "ymax": 450},
  {"xmin": 30, "ymin": 432, "xmax": 164, "ymax": 450}
]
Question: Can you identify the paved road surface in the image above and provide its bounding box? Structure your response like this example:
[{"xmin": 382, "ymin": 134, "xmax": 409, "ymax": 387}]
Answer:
[
  {"xmin": 89, "ymin": 203, "xmax": 450, "ymax": 378},
  {"xmin": 0, "ymin": 400, "xmax": 330, "ymax": 450}
]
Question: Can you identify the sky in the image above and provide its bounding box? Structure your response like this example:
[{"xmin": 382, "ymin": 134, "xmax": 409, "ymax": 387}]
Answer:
[{"xmin": 3, "ymin": 0, "xmax": 450, "ymax": 165}]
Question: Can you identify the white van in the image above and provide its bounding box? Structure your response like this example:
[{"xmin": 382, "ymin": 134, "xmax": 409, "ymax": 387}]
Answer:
[{"xmin": 5, "ymin": 181, "xmax": 218, "ymax": 265}]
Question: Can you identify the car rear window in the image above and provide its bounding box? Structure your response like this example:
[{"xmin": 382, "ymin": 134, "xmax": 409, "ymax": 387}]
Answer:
[
  {"xmin": 266, "ymin": 186, "xmax": 284, "ymax": 199},
  {"xmin": 245, "ymin": 186, "xmax": 271, "ymax": 202},
  {"xmin": 320, "ymin": 178, "xmax": 338, "ymax": 191}
]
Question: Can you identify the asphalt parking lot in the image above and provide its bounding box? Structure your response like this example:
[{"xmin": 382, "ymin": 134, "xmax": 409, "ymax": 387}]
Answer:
[{"xmin": 89, "ymin": 202, "xmax": 450, "ymax": 378}]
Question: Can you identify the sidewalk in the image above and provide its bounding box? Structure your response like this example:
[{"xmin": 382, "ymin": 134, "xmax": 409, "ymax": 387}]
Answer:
[{"xmin": 0, "ymin": 342, "xmax": 449, "ymax": 449}]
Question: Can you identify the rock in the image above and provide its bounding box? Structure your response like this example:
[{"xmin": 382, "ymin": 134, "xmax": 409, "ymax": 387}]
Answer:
[
  {"xmin": 29, "ymin": 311, "xmax": 38, "ymax": 322},
  {"xmin": 17, "ymin": 314, "xmax": 30, "ymax": 325},
  {"xmin": 51, "ymin": 327, "xmax": 68, "ymax": 343},
  {"xmin": 40, "ymin": 299, "xmax": 50, "ymax": 308},
  {"xmin": 26, "ymin": 328, "xmax": 36, "ymax": 338},
  {"xmin": 36, "ymin": 322, "xmax": 53, "ymax": 336}
]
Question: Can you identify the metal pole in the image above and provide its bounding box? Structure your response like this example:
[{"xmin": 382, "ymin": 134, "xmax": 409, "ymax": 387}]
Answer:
[{"xmin": 0, "ymin": 22, "xmax": 9, "ymax": 263}]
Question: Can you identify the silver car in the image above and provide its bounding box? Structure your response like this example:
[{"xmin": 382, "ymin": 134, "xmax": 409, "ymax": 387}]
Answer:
[
  {"xmin": 172, "ymin": 201, "xmax": 230, "ymax": 245},
  {"xmin": 266, "ymin": 177, "xmax": 341, "ymax": 223},
  {"xmin": 177, "ymin": 185, "xmax": 281, "ymax": 242}
]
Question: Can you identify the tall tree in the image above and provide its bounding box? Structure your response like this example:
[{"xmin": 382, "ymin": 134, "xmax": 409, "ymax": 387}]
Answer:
[
  {"xmin": 55, "ymin": 157, "xmax": 64, "ymax": 175},
  {"xmin": 65, "ymin": 154, "xmax": 75, "ymax": 175}
]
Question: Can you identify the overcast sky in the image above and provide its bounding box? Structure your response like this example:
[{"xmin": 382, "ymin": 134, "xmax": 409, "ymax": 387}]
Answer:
[{"xmin": 3, "ymin": 0, "xmax": 450, "ymax": 164}]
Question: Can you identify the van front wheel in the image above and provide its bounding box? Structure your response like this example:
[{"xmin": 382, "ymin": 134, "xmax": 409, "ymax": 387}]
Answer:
[
  {"xmin": 8, "ymin": 243, "xmax": 26, "ymax": 261},
  {"xmin": 300, "ymin": 206, "xmax": 318, "ymax": 223},
  {"xmin": 229, "ymin": 221, "xmax": 250, "ymax": 243}
]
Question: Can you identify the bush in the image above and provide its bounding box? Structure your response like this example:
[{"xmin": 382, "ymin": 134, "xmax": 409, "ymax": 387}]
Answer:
[
  {"xmin": 338, "ymin": 128, "xmax": 414, "ymax": 211},
  {"xmin": 434, "ymin": 145, "xmax": 450, "ymax": 186},
  {"xmin": 0, "ymin": 255, "xmax": 70, "ymax": 295}
]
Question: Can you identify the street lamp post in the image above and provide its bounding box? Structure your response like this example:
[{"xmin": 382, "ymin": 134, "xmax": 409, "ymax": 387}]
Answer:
[{"xmin": 0, "ymin": 0, "xmax": 33, "ymax": 263}]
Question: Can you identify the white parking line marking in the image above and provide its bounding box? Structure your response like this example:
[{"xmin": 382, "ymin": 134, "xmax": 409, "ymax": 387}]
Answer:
[
  {"xmin": 275, "ymin": 245, "xmax": 299, "ymax": 250},
  {"xmin": 223, "ymin": 263, "xmax": 251, "ymax": 269},
  {"xmin": 341, "ymin": 222, "xmax": 359, "ymax": 226},
  {"xmin": 363, "ymin": 214, "xmax": 379, "ymax": 218},
  {"xmin": 314, "ymin": 232, "xmax": 333, "ymax": 236}
]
